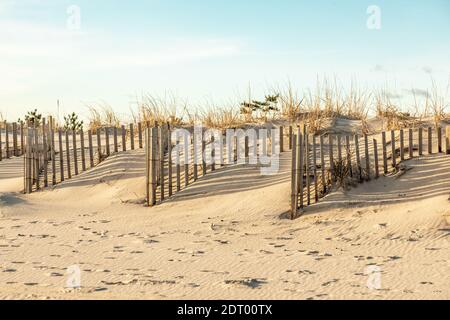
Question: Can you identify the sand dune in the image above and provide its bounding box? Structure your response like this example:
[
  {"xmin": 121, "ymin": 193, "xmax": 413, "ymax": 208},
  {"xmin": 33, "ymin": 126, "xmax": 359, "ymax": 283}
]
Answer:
[{"xmin": 0, "ymin": 148, "xmax": 449, "ymax": 300}]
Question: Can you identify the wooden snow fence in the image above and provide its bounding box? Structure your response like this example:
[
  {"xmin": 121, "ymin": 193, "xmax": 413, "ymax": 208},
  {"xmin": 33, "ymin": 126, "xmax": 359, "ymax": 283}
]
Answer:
[
  {"xmin": 290, "ymin": 125, "xmax": 449, "ymax": 219},
  {"xmin": 23, "ymin": 117, "xmax": 150, "ymax": 194}
]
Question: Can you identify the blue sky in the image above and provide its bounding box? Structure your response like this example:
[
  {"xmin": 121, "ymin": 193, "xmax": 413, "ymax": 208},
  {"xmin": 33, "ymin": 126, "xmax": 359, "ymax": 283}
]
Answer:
[{"xmin": 0, "ymin": 0, "xmax": 449, "ymax": 121}]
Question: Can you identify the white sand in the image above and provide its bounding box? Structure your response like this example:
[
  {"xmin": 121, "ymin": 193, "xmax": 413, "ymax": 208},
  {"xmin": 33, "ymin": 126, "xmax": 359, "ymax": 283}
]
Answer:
[{"xmin": 0, "ymin": 150, "xmax": 449, "ymax": 300}]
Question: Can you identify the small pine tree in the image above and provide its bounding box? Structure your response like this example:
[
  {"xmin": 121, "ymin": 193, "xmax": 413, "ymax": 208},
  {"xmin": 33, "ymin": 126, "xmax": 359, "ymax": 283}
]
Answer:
[
  {"xmin": 21, "ymin": 109, "xmax": 42, "ymax": 125},
  {"xmin": 240, "ymin": 94, "xmax": 280, "ymax": 120},
  {"xmin": 64, "ymin": 112, "xmax": 84, "ymax": 131}
]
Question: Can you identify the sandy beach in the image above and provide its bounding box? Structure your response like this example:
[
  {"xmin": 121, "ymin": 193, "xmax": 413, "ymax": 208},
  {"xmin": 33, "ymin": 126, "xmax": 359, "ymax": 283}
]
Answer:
[{"xmin": 0, "ymin": 147, "xmax": 449, "ymax": 300}]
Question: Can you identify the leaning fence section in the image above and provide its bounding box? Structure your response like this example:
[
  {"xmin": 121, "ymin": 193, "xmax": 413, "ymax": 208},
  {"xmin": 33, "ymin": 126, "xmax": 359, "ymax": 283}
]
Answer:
[
  {"xmin": 0, "ymin": 121, "xmax": 26, "ymax": 161},
  {"xmin": 23, "ymin": 118, "xmax": 153, "ymax": 194},
  {"xmin": 144, "ymin": 125, "xmax": 288, "ymax": 207},
  {"xmin": 290, "ymin": 125, "xmax": 450, "ymax": 219}
]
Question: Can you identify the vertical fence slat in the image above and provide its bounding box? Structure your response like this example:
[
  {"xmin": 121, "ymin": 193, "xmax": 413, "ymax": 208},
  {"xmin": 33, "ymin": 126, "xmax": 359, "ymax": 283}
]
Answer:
[
  {"xmin": 159, "ymin": 127, "xmax": 165, "ymax": 202},
  {"xmin": 290, "ymin": 133, "xmax": 297, "ymax": 219},
  {"xmin": 391, "ymin": 130, "xmax": 396, "ymax": 168},
  {"xmin": 88, "ymin": 130, "xmax": 94, "ymax": 168},
  {"xmin": 437, "ymin": 127, "xmax": 442, "ymax": 153},
  {"xmin": 328, "ymin": 134, "xmax": 334, "ymax": 180},
  {"xmin": 151, "ymin": 127, "xmax": 157, "ymax": 205},
  {"xmin": 382, "ymin": 131, "xmax": 388, "ymax": 174},
  {"xmin": 399, "ymin": 129, "xmax": 405, "ymax": 161},
  {"xmin": 80, "ymin": 130, "xmax": 86, "ymax": 172},
  {"xmin": 65, "ymin": 130, "xmax": 72, "ymax": 179},
  {"xmin": 58, "ymin": 129, "xmax": 65, "ymax": 182},
  {"xmin": 446, "ymin": 127, "xmax": 450, "ymax": 155},
  {"xmin": 138, "ymin": 122, "xmax": 143, "ymax": 149},
  {"xmin": 121, "ymin": 125, "xmax": 126, "ymax": 152},
  {"xmin": 168, "ymin": 131, "xmax": 173, "ymax": 197},
  {"xmin": 130, "ymin": 123, "xmax": 135, "ymax": 150},
  {"xmin": 355, "ymin": 135, "xmax": 362, "ymax": 181},
  {"xmin": 5, "ymin": 121, "xmax": 10, "ymax": 158},
  {"xmin": 105, "ymin": 127, "xmax": 110, "ymax": 157},
  {"xmin": 280, "ymin": 126, "xmax": 284, "ymax": 153},
  {"xmin": 346, "ymin": 135, "xmax": 352, "ymax": 178},
  {"xmin": 409, "ymin": 128, "xmax": 413, "ymax": 159},
  {"xmin": 113, "ymin": 126, "xmax": 118, "ymax": 153},
  {"xmin": 320, "ymin": 135, "xmax": 326, "ymax": 193},
  {"xmin": 312, "ymin": 135, "xmax": 318, "ymax": 203},
  {"xmin": 305, "ymin": 133, "xmax": 311, "ymax": 205},
  {"xmin": 428, "ymin": 127, "xmax": 432, "ymax": 154},
  {"xmin": 297, "ymin": 130, "xmax": 304, "ymax": 209},
  {"xmin": 97, "ymin": 128, "xmax": 102, "ymax": 163},
  {"xmin": 73, "ymin": 130, "xmax": 78, "ymax": 176},
  {"xmin": 418, "ymin": 127, "xmax": 423, "ymax": 156},
  {"xmin": 337, "ymin": 135, "xmax": 342, "ymax": 163},
  {"xmin": 0, "ymin": 122, "xmax": 3, "ymax": 161},
  {"xmin": 184, "ymin": 131, "xmax": 190, "ymax": 188},
  {"xmin": 364, "ymin": 134, "xmax": 370, "ymax": 181},
  {"xmin": 19, "ymin": 122, "xmax": 24, "ymax": 156},
  {"xmin": 50, "ymin": 121, "xmax": 56, "ymax": 185},
  {"xmin": 373, "ymin": 139, "xmax": 379, "ymax": 179},
  {"xmin": 12, "ymin": 122, "xmax": 18, "ymax": 157}
]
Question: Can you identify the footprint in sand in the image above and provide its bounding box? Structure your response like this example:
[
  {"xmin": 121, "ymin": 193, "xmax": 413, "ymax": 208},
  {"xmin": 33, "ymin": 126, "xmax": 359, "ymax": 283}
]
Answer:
[{"xmin": 224, "ymin": 278, "xmax": 267, "ymax": 289}]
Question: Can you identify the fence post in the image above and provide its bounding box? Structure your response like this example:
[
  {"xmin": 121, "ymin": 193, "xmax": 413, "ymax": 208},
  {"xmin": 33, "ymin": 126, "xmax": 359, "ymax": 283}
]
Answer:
[
  {"xmin": 279, "ymin": 126, "xmax": 284, "ymax": 153},
  {"xmin": 355, "ymin": 135, "xmax": 362, "ymax": 181},
  {"xmin": 364, "ymin": 134, "xmax": 370, "ymax": 181},
  {"xmin": 130, "ymin": 123, "xmax": 135, "ymax": 150},
  {"xmin": 373, "ymin": 139, "xmax": 379, "ymax": 179},
  {"xmin": 73, "ymin": 129, "xmax": 78, "ymax": 176},
  {"xmin": 88, "ymin": 130, "xmax": 94, "ymax": 168},
  {"xmin": 168, "ymin": 130, "xmax": 173, "ymax": 197},
  {"xmin": 5, "ymin": 121, "xmax": 9, "ymax": 158},
  {"xmin": 151, "ymin": 127, "xmax": 157, "ymax": 205},
  {"xmin": 184, "ymin": 130, "xmax": 190, "ymax": 188},
  {"xmin": 0, "ymin": 122, "xmax": 3, "ymax": 161},
  {"xmin": 58, "ymin": 129, "xmax": 65, "ymax": 182},
  {"xmin": 400, "ymin": 129, "xmax": 405, "ymax": 161},
  {"xmin": 65, "ymin": 130, "xmax": 72, "ymax": 179},
  {"xmin": 159, "ymin": 127, "xmax": 165, "ymax": 202},
  {"xmin": 418, "ymin": 127, "xmax": 423, "ymax": 156},
  {"xmin": 138, "ymin": 122, "xmax": 143, "ymax": 149},
  {"xmin": 121, "ymin": 125, "xmax": 126, "ymax": 152},
  {"xmin": 202, "ymin": 131, "xmax": 207, "ymax": 176},
  {"xmin": 428, "ymin": 127, "xmax": 432, "ymax": 154},
  {"xmin": 328, "ymin": 134, "xmax": 334, "ymax": 181},
  {"xmin": 113, "ymin": 126, "xmax": 118, "ymax": 153},
  {"xmin": 145, "ymin": 127, "xmax": 150, "ymax": 206},
  {"xmin": 337, "ymin": 134, "xmax": 342, "ymax": 163},
  {"xmin": 437, "ymin": 127, "xmax": 442, "ymax": 153},
  {"xmin": 50, "ymin": 120, "xmax": 56, "ymax": 185},
  {"xmin": 290, "ymin": 133, "xmax": 298, "ymax": 220},
  {"xmin": 20, "ymin": 121, "xmax": 25, "ymax": 156},
  {"xmin": 382, "ymin": 131, "xmax": 387, "ymax": 174},
  {"xmin": 97, "ymin": 128, "xmax": 102, "ymax": 163},
  {"xmin": 176, "ymin": 133, "xmax": 181, "ymax": 192},
  {"xmin": 312, "ymin": 135, "xmax": 318, "ymax": 203},
  {"xmin": 105, "ymin": 127, "xmax": 110, "ymax": 157},
  {"xmin": 446, "ymin": 127, "xmax": 450, "ymax": 155},
  {"xmin": 345, "ymin": 135, "xmax": 352, "ymax": 178},
  {"xmin": 305, "ymin": 133, "xmax": 311, "ymax": 205},
  {"xmin": 12, "ymin": 122, "xmax": 18, "ymax": 157},
  {"xmin": 80, "ymin": 129, "xmax": 86, "ymax": 172},
  {"xmin": 25, "ymin": 127, "xmax": 33, "ymax": 193},
  {"xmin": 391, "ymin": 130, "xmax": 396, "ymax": 168},
  {"xmin": 297, "ymin": 129, "xmax": 304, "ymax": 209},
  {"xmin": 42, "ymin": 119, "xmax": 48, "ymax": 187},
  {"xmin": 320, "ymin": 135, "xmax": 326, "ymax": 193},
  {"xmin": 408, "ymin": 128, "xmax": 413, "ymax": 159},
  {"xmin": 289, "ymin": 125, "xmax": 293, "ymax": 150}
]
